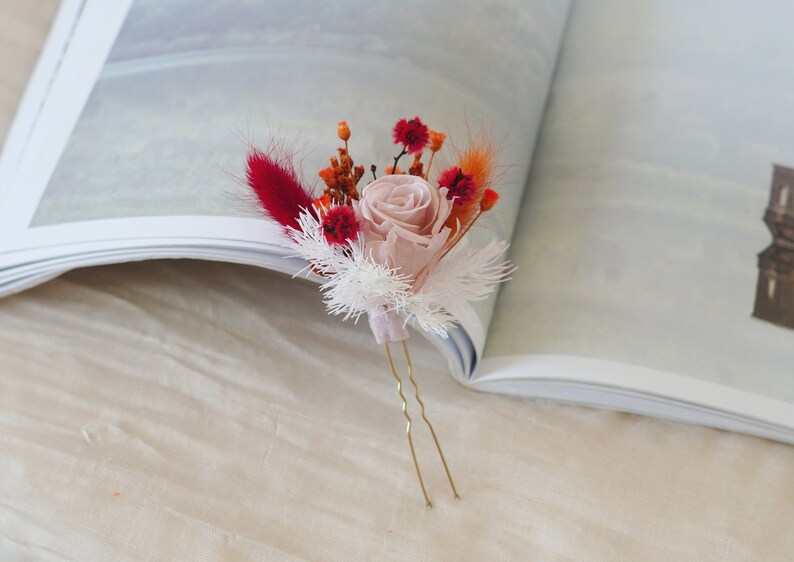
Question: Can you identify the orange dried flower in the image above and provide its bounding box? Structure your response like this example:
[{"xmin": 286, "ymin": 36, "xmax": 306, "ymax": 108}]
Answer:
[
  {"xmin": 457, "ymin": 144, "xmax": 496, "ymax": 195},
  {"xmin": 429, "ymin": 130, "xmax": 446, "ymax": 153},
  {"xmin": 384, "ymin": 166, "xmax": 405, "ymax": 174},
  {"xmin": 313, "ymin": 194, "xmax": 332, "ymax": 214},
  {"xmin": 318, "ymin": 147, "xmax": 362, "ymax": 204},
  {"xmin": 480, "ymin": 188, "xmax": 499, "ymax": 211},
  {"xmin": 319, "ymin": 167, "xmax": 336, "ymax": 186},
  {"xmin": 337, "ymin": 121, "xmax": 351, "ymax": 142},
  {"xmin": 353, "ymin": 164, "xmax": 365, "ymax": 185},
  {"xmin": 443, "ymin": 141, "xmax": 496, "ymax": 234},
  {"xmin": 409, "ymin": 153, "xmax": 424, "ymax": 177}
]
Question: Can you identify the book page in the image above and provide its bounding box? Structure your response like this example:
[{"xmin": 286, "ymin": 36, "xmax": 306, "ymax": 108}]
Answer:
[
  {"xmin": 485, "ymin": 0, "xmax": 794, "ymax": 403},
  {"xmin": 0, "ymin": 0, "xmax": 571, "ymax": 355}
]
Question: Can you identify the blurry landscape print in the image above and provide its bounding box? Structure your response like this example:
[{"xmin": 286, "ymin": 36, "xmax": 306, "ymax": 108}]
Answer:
[{"xmin": 31, "ymin": 0, "xmax": 550, "ymax": 226}]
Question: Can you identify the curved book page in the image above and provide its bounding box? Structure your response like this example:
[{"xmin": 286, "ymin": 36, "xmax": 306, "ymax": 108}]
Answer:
[
  {"xmin": 0, "ymin": 0, "xmax": 572, "ymax": 377},
  {"xmin": 475, "ymin": 355, "xmax": 794, "ymax": 444},
  {"xmin": 481, "ymin": 0, "xmax": 794, "ymax": 441}
]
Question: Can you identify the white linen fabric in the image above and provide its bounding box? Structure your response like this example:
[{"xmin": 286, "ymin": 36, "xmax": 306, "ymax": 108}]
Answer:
[{"xmin": 1, "ymin": 3, "xmax": 793, "ymax": 561}]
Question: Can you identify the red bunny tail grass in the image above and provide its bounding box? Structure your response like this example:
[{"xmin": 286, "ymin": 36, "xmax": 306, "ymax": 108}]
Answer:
[{"xmin": 246, "ymin": 146, "xmax": 316, "ymax": 230}]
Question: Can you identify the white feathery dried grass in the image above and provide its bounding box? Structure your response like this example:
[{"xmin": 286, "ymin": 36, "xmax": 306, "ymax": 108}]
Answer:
[{"xmin": 286, "ymin": 208, "xmax": 512, "ymax": 337}]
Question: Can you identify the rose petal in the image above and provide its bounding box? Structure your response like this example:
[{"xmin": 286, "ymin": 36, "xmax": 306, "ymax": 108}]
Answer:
[{"xmin": 355, "ymin": 174, "xmax": 453, "ymax": 284}]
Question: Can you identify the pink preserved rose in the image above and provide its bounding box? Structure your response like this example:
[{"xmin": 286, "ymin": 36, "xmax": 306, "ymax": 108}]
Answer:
[
  {"xmin": 354, "ymin": 174, "xmax": 453, "ymax": 343},
  {"xmin": 355, "ymin": 174, "xmax": 452, "ymax": 282}
]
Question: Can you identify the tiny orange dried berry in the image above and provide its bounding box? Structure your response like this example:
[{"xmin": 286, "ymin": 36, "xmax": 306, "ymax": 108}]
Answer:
[
  {"xmin": 480, "ymin": 188, "xmax": 499, "ymax": 211},
  {"xmin": 337, "ymin": 121, "xmax": 351, "ymax": 142}
]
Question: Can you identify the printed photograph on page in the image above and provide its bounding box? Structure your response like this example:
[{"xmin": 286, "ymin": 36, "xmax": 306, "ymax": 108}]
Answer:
[
  {"xmin": 29, "ymin": 0, "xmax": 552, "ymax": 234},
  {"xmin": 485, "ymin": 0, "xmax": 794, "ymax": 403}
]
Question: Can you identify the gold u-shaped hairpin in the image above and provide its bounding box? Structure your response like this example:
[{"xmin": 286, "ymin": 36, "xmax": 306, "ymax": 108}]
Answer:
[{"xmin": 384, "ymin": 340, "xmax": 460, "ymax": 508}]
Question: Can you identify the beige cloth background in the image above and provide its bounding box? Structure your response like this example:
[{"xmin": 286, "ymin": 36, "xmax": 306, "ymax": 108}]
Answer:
[{"xmin": 1, "ymin": 2, "xmax": 793, "ymax": 560}]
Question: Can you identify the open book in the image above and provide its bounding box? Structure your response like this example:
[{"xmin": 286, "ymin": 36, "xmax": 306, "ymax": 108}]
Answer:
[{"xmin": 2, "ymin": 0, "xmax": 793, "ymax": 443}]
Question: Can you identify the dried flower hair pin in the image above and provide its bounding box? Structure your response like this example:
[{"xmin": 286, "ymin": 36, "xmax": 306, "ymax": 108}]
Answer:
[{"xmin": 243, "ymin": 117, "xmax": 511, "ymax": 508}]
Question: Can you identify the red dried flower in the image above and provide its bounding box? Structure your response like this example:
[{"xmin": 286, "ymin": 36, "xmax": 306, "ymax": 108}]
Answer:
[
  {"xmin": 392, "ymin": 117, "xmax": 430, "ymax": 154},
  {"xmin": 438, "ymin": 167, "xmax": 477, "ymax": 207},
  {"xmin": 321, "ymin": 205, "xmax": 360, "ymax": 245}
]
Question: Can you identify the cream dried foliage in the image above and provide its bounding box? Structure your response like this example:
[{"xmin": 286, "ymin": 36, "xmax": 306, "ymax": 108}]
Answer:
[{"xmin": 286, "ymin": 208, "xmax": 511, "ymax": 337}]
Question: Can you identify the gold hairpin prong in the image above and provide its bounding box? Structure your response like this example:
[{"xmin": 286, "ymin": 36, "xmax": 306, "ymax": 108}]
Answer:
[
  {"xmin": 401, "ymin": 340, "xmax": 460, "ymax": 501},
  {"xmin": 385, "ymin": 343, "xmax": 432, "ymax": 509}
]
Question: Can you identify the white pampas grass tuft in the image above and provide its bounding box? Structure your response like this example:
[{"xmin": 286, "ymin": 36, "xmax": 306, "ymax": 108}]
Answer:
[
  {"xmin": 321, "ymin": 255, "xmax": 413, "ymax": 322},
  {"xmin": 404, "ymin": 238, "xmax": 513, "ymax": 336},
  {"xmin": 285, "ymin": 208, "xmax": 413, "ymax": 322},
  {"xmin": 421, "ymin": 237, "xmax": 514, "ymax": 302},
  {"xmin": 285, "ymin": 208, "xmax": 512, "ymax": 337}
]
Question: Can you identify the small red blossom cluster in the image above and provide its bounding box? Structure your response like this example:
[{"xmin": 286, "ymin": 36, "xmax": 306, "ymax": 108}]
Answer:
[
  {"xmin": 438, "ymin": 167, "xmax": 477, "ymax": 207},
  {"xmin": 321, "ymin": 205, "xmax": 360, "ymax": 245},
  {"xmin": 244, "ymin": 115, "xmax": 500, "ymax": 250},
  {"xmin": 384, "ymin": 116, "xmax": 501, "ymax": 249},
  {"xmin": 393, "ymin": 117, "xmax": 430, "ymax": 155}
]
